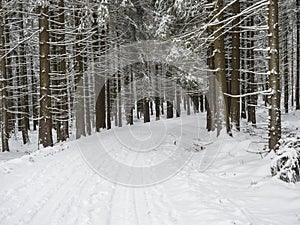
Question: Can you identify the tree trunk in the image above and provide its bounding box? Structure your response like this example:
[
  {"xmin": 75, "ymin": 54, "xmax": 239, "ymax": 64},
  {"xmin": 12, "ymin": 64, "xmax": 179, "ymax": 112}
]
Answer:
[
  {"xmin": 230, "ymin": 0, "xmax": 240, "ymax": 131},
  {"xmin": 200, "ymin": 94, "xmax": 204, "ymax": 113},
  {"xmin": 95, "ymin": 26, "xmax": 106, "ymax": 131},
  {"xmin": 192, "ymin": 96, "xmax": 199, "ymax": 113},
  {"xmin": 187, "ymin": 96, "xmax": 191, "ymax": 116},
  {"xmin": 144, "ymin": 98, "xmax": 150, "ymax": 123},
  {"xmin": 118, "ymin": 72, "xmax": 122, "ymax": 127},
  {"xmin": 296, "ymin": 0, "xmax": 300, "ymax": 110},
  {"xmin": 246, "ymin": 9, "xmax": 256, "ymax": 126},
  {"xmin": 57, "ymin": 0, "xmax": 69, "ymax": 141},
  {"xmin": 106, "ymin": 79, "xmax": 111, "ymax": 129},
  {"xmin": 167, "ymin": 101, "xmax": 173, "ymax": 119},
  {"xmin": 283, "ymin": 26, "xmax": 289, "ymax": 114},
  {"xmin": 176, "ymin": 87, "xmax": 181, "ymax": 117},
  {"xmin": 206, "ymin": 0, "xmax": 215, "ymax": 132},
  {"xmin": 155, "ymin": 65, "xmax": 160, "ymax": 120},
  {"xmin": 38, "ymin": 5, "xmax": 53, "ymax": 147},
  {"xmin": 124, "ymin": 67, "xmax": 133, "ymax": 125},
  {"xmin": 75, "ymin": 11, "xmax": 85, "ymax": 139},
  {"xmin": 0, "ymin": 1, "xmax": 9, "ymax": 151},
  {"xmin": 205, "ymin": 96, "xmax": 212, "ymax": 132},
  {"xmin": 213, "ymin": 0, "xmax": 230, "ymax": 135},
  {"xmin": 268, "ymin": 0, "xmax": 281, "ymax": 151},
  {"xmin": 85, "ymin": 74, "xmax": 91, "ymax": 136}
]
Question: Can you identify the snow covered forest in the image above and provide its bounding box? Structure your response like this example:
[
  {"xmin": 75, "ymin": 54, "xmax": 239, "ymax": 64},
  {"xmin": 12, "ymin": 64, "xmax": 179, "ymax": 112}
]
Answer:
[{"xmin": 0, "ymin": 0, "xmax": 300, "ymax": 224}]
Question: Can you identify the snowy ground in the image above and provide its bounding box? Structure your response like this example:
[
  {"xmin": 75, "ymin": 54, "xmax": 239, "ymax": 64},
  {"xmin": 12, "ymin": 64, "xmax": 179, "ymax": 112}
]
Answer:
[{"xmin": 0, "ymin": 113, "xmax": 300, "ymax": 225}]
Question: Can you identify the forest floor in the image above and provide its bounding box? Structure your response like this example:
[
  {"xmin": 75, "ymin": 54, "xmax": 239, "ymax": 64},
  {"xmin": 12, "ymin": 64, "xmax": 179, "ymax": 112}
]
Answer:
[{"xmin": 0, "ymin": 112, "xmax": 300, "ymax": 225}]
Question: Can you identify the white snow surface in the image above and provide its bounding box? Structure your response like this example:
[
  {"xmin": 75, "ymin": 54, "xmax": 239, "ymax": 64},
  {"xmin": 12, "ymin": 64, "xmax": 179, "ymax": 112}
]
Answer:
[{"xmin": 0, "ymin": 114, "xmax": 300, "ymax": 225}]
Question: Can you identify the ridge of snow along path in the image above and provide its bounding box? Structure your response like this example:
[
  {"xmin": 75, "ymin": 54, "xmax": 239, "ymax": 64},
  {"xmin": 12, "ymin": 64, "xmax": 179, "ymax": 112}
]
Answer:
[{"xmin": 0, "ymin": 114, "xmax": 300, "ymax": 225}]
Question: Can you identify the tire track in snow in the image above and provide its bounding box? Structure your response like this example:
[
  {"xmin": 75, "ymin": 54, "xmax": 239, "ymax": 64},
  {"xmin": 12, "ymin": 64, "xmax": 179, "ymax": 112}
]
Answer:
[
  {"xmin": 0, "ymin": 150, "xmax": 88, "ymax": 225},
  {"xmin": 26, "ymin": 153, "xmax": 92, "ymax": 225}
]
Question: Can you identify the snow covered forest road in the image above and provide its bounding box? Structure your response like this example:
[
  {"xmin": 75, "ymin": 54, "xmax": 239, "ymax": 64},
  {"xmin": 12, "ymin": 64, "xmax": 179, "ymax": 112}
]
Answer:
[{"xmin": 0, "ymin": 115, "xmax": 299, "ymax": 225}]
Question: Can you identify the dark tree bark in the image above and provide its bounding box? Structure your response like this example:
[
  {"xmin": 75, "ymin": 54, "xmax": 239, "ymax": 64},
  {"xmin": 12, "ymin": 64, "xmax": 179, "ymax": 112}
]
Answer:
[
  {"xmin": 19, "ymin": 16, "xmax": 30, "ymax": 144},
  {"xmin": 85, "ymin": 74, "xmax": 91, "ymax": 136},
  {"xmin": 106, "ymin": 79, "xmax": 111, "ymax": 129},
  {"xmin": 155, "ymin": 65, "xmax": 160, "ymax": 120},
  {"xmin": 144, "ymin": 98, "xmax": 150, "ymax": 123},
  {"xmin": 176, "ymin": 88, "xmax": 181, "ymax": 117},
  {"xmin": 206, "ymin": 0, "xmax": 214, "ymax": 131},
  {"xmin": 213, "ymin": 0, "xmax": 231, "ymax": 135},
  {"xmin": 5, "ymin": 18, "xmax": 13, "ymax": 134},
  {"xmin": 199, "ymin": 94, "xmax": 204, "ymax": 113},
  {"xmin": 124, "ymin": 67, "xmax": 133, "ymax": 125},
  {"xmin": 296, "ymin": 0, "xmax": 300, "ymax": 110},
  {"xmin": 192, "ymin": 96, "xmax": 199, "ymax": 113},
  {"xmin": 187, "ymin": 96, "xmax": 191, "ymax": 116},
  {"xmin": 0, "ymin": 1, "xmax": 9, "ymax": 151},
  {"xmin": 96, "ymin": 85, "xmax": 106, "ymax": 131},
  {"xmin": 283, "ymin": 25, "xmax": 289, "ymax": 114},
  {"xmin": 205, "ymin": 96, "xmax": 212, "ymax": 132},
  {"xmin": 268, "ymin": 0, "xmax": 281, "ymax": 151},
  {"xmin": 38, "ymin": 5, "xmax": 53, "ymax": 147},
  {"xmin": 95, "ymin": 27, "xmax": 106, "ymax": 131},
  {"xmin": 167, "ymin": 101, "xmax": 173, "ymax": 119},
  {"xmin": 246, "ymin": 8, "xmax": 256, "ymax": 126},
  {"xmin": 57, "ymin": 0, "xmax": 69, "ymax": 141},
  {"xmin": 230, "ymin": 0, "xmax": 241, "ymax": 131},
  {"xmin": 118, "ymin": 72, "xmax": 122, "ymax": 127},
  {"xmin": 75, "ymin": 10, "xmax": 85, "ymax": 139}
]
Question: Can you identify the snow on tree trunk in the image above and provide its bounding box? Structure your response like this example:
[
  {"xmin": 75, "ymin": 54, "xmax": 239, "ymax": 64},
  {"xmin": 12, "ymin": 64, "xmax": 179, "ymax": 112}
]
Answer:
[
  {"xmin": 0, "ymin": 0, "xmax": 9, "ymax": 152},
  {"xmin": 230, "ymin": 0, "xmax": 241, "ymax": 131},
  {"xmin": 268, "ymin": 0, "xmax": 281, "ymax": 151},
  {"xmin": 213, "ymin": 0, "xmax": 230, "ymax": 136},
  {"xmin": 38, "ymin": 5, "xmax": 53, "ymax": 148}
]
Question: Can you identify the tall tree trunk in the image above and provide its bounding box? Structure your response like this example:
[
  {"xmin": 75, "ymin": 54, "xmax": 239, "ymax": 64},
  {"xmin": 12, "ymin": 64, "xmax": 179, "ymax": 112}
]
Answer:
[
  {"xmin": 268, "ymin": 0, "xmax": 281, "ymax": 151},
  {"xmin": 213, "ymin": 0, "xmax": 230, "ymax": 135},
  {"xmin": 95, "ymin": 26, "xmax": 106, "ymax": 131},
  {"xmin": 206, "ymin": 0, "xmax": 214, "ymax": 132},
  {"xmin": 144, "ymin": 97, "xmax": 150, "ymax": 123},
  {"xmin": 200, "ymin": 94, "xmax": 204, "ymax": 113},
  {"xmin": 176, "ymin": 87, "xmax": 181, "ymax": 117},
  {"xmin": 57, "ymin": 0, "xmax": 69, "ymax": 141},
  {"xmin": 167, "ymin": 101, "xmax": 173, "ymax": 119},
  {"xmin": 75, "ymin": 11, "xmax": 85, "ymax": 139},
  {"xmin": 0, "ymin": 1, "xmax": 9, "ymax": 151},
  {"xmin": 230, "ymin": 0, "xmax": 240, "ymax": 131},
  {"xmin": 124, "ymin": 67, "xmax": 133, "ymax": 125},
  {"xmin": 166, "ymin": 68, "xmax": 173, "ymax": 119},
  {"xmin": 85, "ymin": 73, "xmax": 91, "ymax": 136},
  {"xmin": 118, "ymin": 71, "xmax": 122, "ymax": 127},
  {"xmin": 187, "ymin": 96, "xmax": 191, "ymax": 116},
  {"xmin": 205, "ymin": 96, "xmax": 212, "ymax": 131},
  {"xmin": 241, "ymin": 9, "xmax": 247, "ymax": 120},
  {"xmin": 106, "ymin": 79, "xmax": 111, "ymax": 129},
  {"xmin": 155, "ymin": 65, "xmax": 160, "ymax": 120},
  {"xmin": 291, "ymin": 23, "xmax": 294, "ymax": 108},
  {"xmin": 246, "ymin": 10, "xmax": 256, "ymax": 126},
  {"xmin": 38, "ymin": 5, "xmax": 53, "ymax": 147},
  {"xmin": 296, "ymin": 0, "xmax": 300, "ymax": 110},
  {"xmin": 5, "ymin": 18, "xmax": 13, "ymax": 134},
  {"xmin": 283, "ymin": 26, "xmax": 289, "ymax": 114},
  {"xmin": 96, "ymin": 83, "xmax": 106, "ymax": 131},
  {"xmin": 19, "ymin": 12, "xmax": 29, "ymax": 144},
  {"xmin": 192, "ymin": 96, "xmax": 199, "ymax": 113}
]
